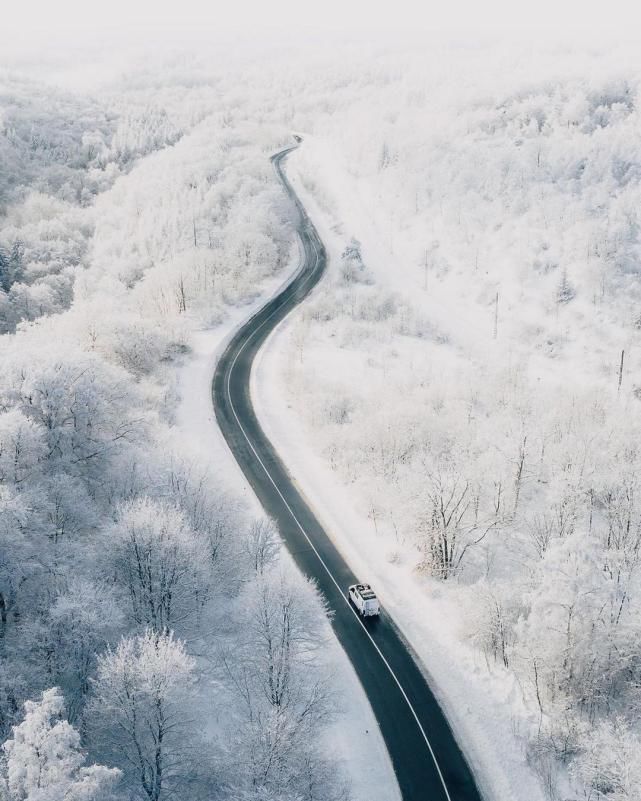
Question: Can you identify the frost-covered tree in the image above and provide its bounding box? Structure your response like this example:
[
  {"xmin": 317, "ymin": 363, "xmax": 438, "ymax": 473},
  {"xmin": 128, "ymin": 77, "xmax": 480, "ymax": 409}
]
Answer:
[
  {"xmin": 0, "ymin": 688, "xmax": 121, "ymax": 801},
  {"xmin": 517, "ymin": 531, "xmax": 641, "ymax": 719},
  {"xmin": 45, "ymin": 581, "xmax": 124, "ymax": 724},
  {"xmin": 416, "ymin": 464, "xmax": 500, "ymax": 579},
  {"xmin": 89, "ymin": 631, "xmax": 195, "ymax": 801},
  {"xmin": 242, "ymin": 518, "xmax": 280, "ymax": 576},
  {"xmin": 110, "ymin": 498, "xmax": 210, "ymax": 633},
  {"xmin": 0, "ymin": 349, "xmax": 141, "ymax": 479},
  {"xmin": 221, "ymin": 568, "xmax": 340, "ymax": 800},
  {"xmin": 0, "ymin": 243, "xmax": 24, "ymax": 295},
  {"xmin": 0, "ymin": 410, "xmax": 45, "ymax": 486},
  {"xmin": 556, "ymin": 268, "xmax": 576, "ymax": 304},
  {"xmin": 158, "ymin": 459, "xmax": 243, "ymax": 589},
  {"xmin": 569, "ymin": 719, "xmax": 641, "ymax": 801}
]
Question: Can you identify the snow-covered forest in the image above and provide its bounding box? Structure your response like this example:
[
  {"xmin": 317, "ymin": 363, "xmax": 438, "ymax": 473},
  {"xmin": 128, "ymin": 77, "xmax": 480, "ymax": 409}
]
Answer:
[
  {"xmin": 2, "ymin": 34, "xmax": 641, "ymax": 801},
  {"xmin": 270, "ymin": 45, "xmax": 641, "ymax": 800},
  {"xmin": 0, "ymin": 52, "xmax": 355, "ymax": 801}
]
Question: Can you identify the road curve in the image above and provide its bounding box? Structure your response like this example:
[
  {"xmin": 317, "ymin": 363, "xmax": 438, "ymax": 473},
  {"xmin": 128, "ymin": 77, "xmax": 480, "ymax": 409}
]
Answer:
[{"xmin": 212, "ymin": 143, "xmax": 484, "ymax": 801}]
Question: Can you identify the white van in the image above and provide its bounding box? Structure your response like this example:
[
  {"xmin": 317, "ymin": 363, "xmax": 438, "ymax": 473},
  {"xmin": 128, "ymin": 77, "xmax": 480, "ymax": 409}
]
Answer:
[{"xmin": 348, "ymin": 583, "xmax": 380, "ymax": 617}]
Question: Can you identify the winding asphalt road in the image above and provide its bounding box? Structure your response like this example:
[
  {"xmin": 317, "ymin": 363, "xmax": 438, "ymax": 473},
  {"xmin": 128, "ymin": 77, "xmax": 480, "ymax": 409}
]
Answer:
[{"xmin": 212, "ymin": 142, "xmax": 484, "ymax": 801}]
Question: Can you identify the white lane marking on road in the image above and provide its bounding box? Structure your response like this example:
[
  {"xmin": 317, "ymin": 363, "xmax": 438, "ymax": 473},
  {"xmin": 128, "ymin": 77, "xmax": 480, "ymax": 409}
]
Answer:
[{"xmin": 222, "ymin": 163, "xmax": 454, "ymax": 801}]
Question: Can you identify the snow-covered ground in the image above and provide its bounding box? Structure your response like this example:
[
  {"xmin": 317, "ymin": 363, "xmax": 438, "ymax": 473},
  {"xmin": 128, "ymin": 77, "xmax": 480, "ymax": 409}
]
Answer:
[
  {"xmin": 252, "ymin": 143, "xmax": 551, "ymax": 801},
  {"xmin": 174, "ymin": 263, "xmax": 401, "ymax": 801},
  {"xmin": 7, "ymin": 39, "xmax": 641, "ymax": 801}
]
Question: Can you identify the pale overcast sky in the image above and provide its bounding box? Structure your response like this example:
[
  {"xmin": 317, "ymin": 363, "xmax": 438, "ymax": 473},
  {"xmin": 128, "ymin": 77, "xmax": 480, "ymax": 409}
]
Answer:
[{"xmin": 3, "ymin": 0, "xmax": 640, "ymax": 46}]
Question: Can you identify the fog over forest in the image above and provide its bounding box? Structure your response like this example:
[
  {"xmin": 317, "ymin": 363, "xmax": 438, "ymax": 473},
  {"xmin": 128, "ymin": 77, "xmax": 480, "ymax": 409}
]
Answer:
[{"xmin": 1, "ymin": 14, "xmax": 641, "ymax": 801}]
